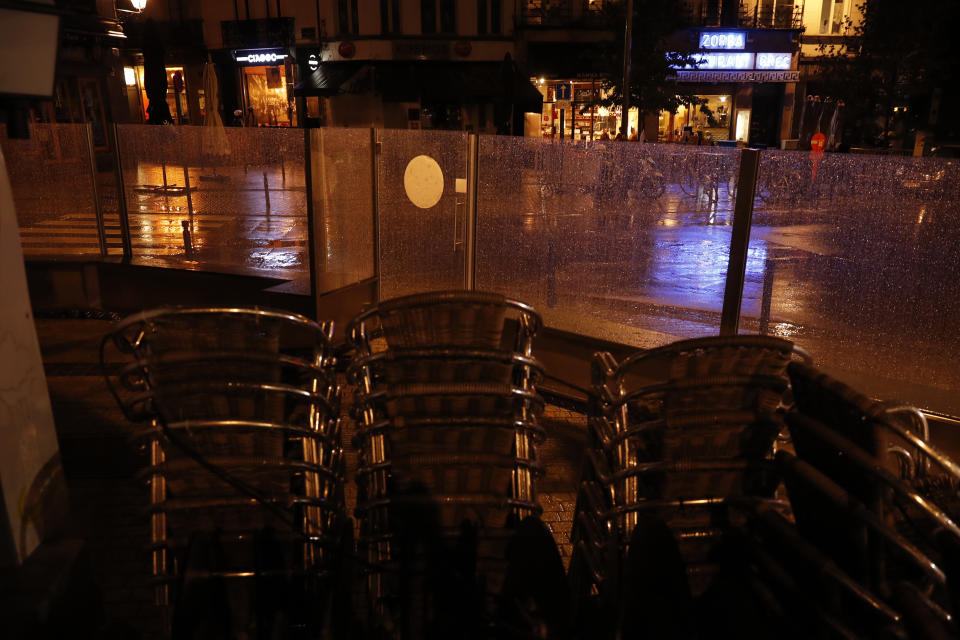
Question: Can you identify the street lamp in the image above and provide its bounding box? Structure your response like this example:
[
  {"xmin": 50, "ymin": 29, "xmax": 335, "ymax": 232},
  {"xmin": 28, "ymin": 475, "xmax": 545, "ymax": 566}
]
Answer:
[{"xmin": 118, "ymin": 0, "xmax": 148, "ymax": 12}]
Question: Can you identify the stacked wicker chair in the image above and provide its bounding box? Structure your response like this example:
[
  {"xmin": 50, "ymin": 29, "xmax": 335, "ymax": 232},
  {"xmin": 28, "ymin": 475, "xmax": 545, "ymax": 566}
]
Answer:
[
  {"xmin": 683, "ymin": 362, "xmax": 960, "ymax": 639},
  {"xmin": 102, "ymin": 307, "xmax": 348, "ymax": 638},
  {"xmin": 757, "ymin": 361, "xmax": 960, "ymax": 639},
  {"xmin": 347, "ymin": 291, "xmax": 568, "ymax": 639},
  {"xmin": 569, "ymin": 335, "xmax": 806, "ymax": 639}
]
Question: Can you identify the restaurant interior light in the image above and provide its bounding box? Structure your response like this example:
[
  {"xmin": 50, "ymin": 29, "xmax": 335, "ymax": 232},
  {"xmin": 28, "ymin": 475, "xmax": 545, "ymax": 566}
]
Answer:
[
  {"xmin": 131, "ymin": 0, "xmax": 148, "ymax": 10},
  {"xmin": 123, "ymin": 67, "xmax": 137, "ymax": 86}
]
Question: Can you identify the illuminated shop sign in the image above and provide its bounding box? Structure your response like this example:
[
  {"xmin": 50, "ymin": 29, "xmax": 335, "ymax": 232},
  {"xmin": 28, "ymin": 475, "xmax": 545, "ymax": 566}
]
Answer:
[
  {"xmin": 699, "ymin": 31, "xmax": 746, "ymax": 50},
  {"xmin": 676, "ymin": 70, "xmax": 800, "ymax": 83},
  {"xmin": 233, "ymin": 49, "xmax": 288, "ymax": 65},
  {"xmin": 755, "ymin": 52, "xmax": 792, "ymax": 70},
  {"xmin": 671, "ymin": 51, "xmax": 795, "ymax": 74},
  {"xmin": 691, "ymin": 52, "xmax": 755, "ymax": 70}
]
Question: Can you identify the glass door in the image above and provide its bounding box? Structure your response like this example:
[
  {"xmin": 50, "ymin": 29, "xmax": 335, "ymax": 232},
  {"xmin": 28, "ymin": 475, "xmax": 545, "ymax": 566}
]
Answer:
[{"xmin": 376, "ymin": 128, "xmax": 469, "ymax": 299}]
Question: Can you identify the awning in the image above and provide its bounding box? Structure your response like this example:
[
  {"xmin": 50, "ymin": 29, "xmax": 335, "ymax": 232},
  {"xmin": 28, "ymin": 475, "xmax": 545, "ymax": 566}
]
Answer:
[
  {"xmin": 371, "ymin": 62, "xmax": 543, "ymax": 107},
  {"xmin": 525, "ymin": 41, "xmax": 613, "ymax": 79},
  {"xmin": 293, "ymin": 63, "xmax": 364, "ymax": 97},
  {"xmin": 295, "ymin": 61, "xmax": 542, "ymax": 114}
]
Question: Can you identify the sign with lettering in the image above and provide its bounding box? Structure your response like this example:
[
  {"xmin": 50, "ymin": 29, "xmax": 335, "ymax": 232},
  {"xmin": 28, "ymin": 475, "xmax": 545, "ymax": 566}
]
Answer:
[
  {"xmin": 755, "ymin": 52, "xmax": 792, "ymax": 70},
  {"xmin": 691, "ymin": 52, "xmax": 755, "ymax": 70},
  {"xmin": 575, "ymin": 87, "xmax": 599, "ymax": 103},
  {"xmin": 675, "ymin": 70, "xmax": 800, "ymax": 83},
  {"xmin": 233, "ymin": 48, "xmax": 288, "ymax": 65},
  {"xmin": 810, "ymin": 132, "xmax": 826, "ymax": 153},
  {"xmin": 699, "ymin": 31, "xmax": 746, "ymax": 50}
]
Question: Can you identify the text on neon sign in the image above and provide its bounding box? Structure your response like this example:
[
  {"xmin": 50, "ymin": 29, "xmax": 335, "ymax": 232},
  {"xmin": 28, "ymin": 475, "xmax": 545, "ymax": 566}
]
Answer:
[
  {"xmin": 699, "ymin": 32, "xmax": 746, "ymax": 50},
  {"xmin": 237, "ymin": 52, "xmax": 288, "ymax": 64}
]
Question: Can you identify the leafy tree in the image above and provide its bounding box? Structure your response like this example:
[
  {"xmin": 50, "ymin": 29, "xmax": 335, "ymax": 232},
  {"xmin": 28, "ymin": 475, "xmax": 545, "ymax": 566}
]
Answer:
[
  {"xmin": 594, "ymin": 0, "xmax": 704, "ymax": 123},
  {"xmin": 816, "ymin": 0, "xmax": 960, "ymax": 145}
]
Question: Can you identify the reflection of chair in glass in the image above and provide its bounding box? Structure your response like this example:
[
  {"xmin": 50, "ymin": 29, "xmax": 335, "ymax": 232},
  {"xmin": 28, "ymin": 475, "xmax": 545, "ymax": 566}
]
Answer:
[
  {"xmin": 569, "ymin": 336, "xmax": 805, "ymax": 637},
  {"xmin": 101, "ymin": 307, "xmax": 347, "ymax": 638},
  {"xmin": 347, "ymin": 291, "xmax": 567, "ymax": 638},
  {"xmin": 782, "ymin": 362, "xmax": 960, "ymax": 636},
  {"xmin": 706, "ymin": 499, "xmax": 904, "ymax": 639}
]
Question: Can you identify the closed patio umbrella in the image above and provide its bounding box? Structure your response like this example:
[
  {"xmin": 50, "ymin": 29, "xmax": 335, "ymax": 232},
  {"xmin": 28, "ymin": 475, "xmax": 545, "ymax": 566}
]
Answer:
[{"xmin": 201, "ymin": 60, "xmax": 230, "ymax": 163}]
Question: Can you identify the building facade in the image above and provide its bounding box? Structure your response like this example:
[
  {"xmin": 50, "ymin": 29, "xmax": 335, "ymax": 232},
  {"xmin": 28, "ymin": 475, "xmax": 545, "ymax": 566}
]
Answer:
[
  {"xmin": 20, "ymin": 0, "xmax": 829, "ymax": 147},
  {"xmin": 108, "ymin": 0, "xmax": 541, "ymax": 133}
]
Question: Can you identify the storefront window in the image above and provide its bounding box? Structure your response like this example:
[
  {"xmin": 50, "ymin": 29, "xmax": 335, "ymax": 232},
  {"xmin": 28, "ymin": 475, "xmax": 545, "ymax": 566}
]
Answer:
[
  {"xmin": 661, "ymin": 94, "xmax": 732, "ymax": 143},
  {"xmin": 241, "ymin": 65, "xmax": 294, "ymax": 127},
  {"xmin": 135, "ymin": 66, "xmax": 190, "ymax": 124},
  {"xmin": 534, "ymin": 78, "xmax": 618, "ymax": 140}
]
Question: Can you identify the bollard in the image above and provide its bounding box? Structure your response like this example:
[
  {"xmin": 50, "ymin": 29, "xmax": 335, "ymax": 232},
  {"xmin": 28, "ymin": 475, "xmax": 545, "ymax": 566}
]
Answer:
[
  {"xmin": 182, "ymin": 220, "xmax": 193, "ymax": 259},
  {"xmin": 263, "ymin": 171, "xmax": 271, "ymax": 215}
]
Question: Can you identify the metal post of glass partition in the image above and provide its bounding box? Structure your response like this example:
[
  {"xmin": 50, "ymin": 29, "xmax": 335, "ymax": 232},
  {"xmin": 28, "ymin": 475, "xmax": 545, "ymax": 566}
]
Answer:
[
  {"xmin": 464, "ymin": 133, "xmax": 479, "ymax": 290},
  {"xmin": 111, "ymin": 123, "xmax": 133, "ymax": 262},
  {"xmin": 371, "ymin": 127, "xmax": 381, "ymax": 299},
  {"xmin": 720, "ymin": 147, "xmax": 761, "ymax": 336},
  {"xmin": 303, "ymin": 127, "xmax": 318, "ymax": 307},
  {"xmin": 84, "ymin": 123, "xmax": 108, "ymax": 257}
]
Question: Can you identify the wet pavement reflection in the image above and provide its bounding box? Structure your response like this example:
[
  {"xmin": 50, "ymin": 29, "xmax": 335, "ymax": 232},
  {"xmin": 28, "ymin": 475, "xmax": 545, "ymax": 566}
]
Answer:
[{"xmin": 12, "ymin": 144, "xmax": 960, "ymax": 416}]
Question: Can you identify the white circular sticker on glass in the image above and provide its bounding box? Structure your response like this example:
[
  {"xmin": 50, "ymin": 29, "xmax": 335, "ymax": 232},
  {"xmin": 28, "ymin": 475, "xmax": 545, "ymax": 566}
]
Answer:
[{"xmin": 403, "ymin": 155, "xmax": 444, "ymax": 209}]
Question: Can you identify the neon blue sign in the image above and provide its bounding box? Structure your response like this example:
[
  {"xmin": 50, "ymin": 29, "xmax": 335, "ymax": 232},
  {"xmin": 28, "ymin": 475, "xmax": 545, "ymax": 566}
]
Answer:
[
  {"xmin": 755, "ymin": 52, "xmax": 792, "ymax": 70},
  {"xmin": 699, "ymin": 31, "xmax": 746, "ymax": 50}
]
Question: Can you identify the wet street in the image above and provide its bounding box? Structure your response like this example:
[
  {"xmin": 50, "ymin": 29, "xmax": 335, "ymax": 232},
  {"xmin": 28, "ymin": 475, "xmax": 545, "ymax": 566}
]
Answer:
[
  {"xmin": 11, "ymin": 147, "xmax": 960, "ymax": 416},
  {"xmin": 473, "ymin": 160, "xmax": 960, "ymax": 416}
]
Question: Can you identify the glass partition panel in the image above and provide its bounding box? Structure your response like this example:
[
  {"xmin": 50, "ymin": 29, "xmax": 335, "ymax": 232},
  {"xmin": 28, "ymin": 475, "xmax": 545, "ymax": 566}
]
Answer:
[
  {"xmin": 116, "ymin": 124, "xmax": 307, "ymax": 277},
  {"xmin": 376, "ymin": 129, "xmax": 468, "ymax": 299},
  {"xmin": 746, "ymin": 149, "xmax": 960, "ymax": 414},
  {"xmin": 477, "ymin": 137, "xmax": 743, "ymax": 347},
  {"xmin": 1, "ymin": 123, "xmax": 102, "ymax": 258},
  {"xmin": 308, "ymin": 127, "xmax": 374, "ymax": 293}
]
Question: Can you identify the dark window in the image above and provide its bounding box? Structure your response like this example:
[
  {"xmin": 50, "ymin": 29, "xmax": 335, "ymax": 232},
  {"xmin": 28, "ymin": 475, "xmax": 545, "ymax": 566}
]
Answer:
[
  {"xmin": 421, "ymin": 0, "xmax": 436, "ymax": 33},
  {"xmin": 477, "ymin": 0, "xmax": 487, "ymax": 35},
  {"xmin": 382, "ymin": 0, "xmax": 401, "ymax": 34},
  {"xmin": 490, "ymin": 0, "xmax": 501, "ymax": 33},
  {"xmin": 301, "ymin": 26, "xmax": 316, "ymax": 39},
  {"xmin": 440, "ymin": 0, "xmax": 456, "ymax": 33},
  {"xmin": 338, "ymin": 0, "xmax": 349, "ymax": 34}
]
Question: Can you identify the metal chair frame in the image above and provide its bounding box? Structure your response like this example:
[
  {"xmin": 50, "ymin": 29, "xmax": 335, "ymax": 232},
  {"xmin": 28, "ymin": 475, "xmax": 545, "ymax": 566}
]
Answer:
[
  {"xmin": 346, "ymin": 291, "xmax": 551, "ymax": 636},
  {"xmin": 101, "ymin": 306, "xmax": 345, "ymax": 632}
]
